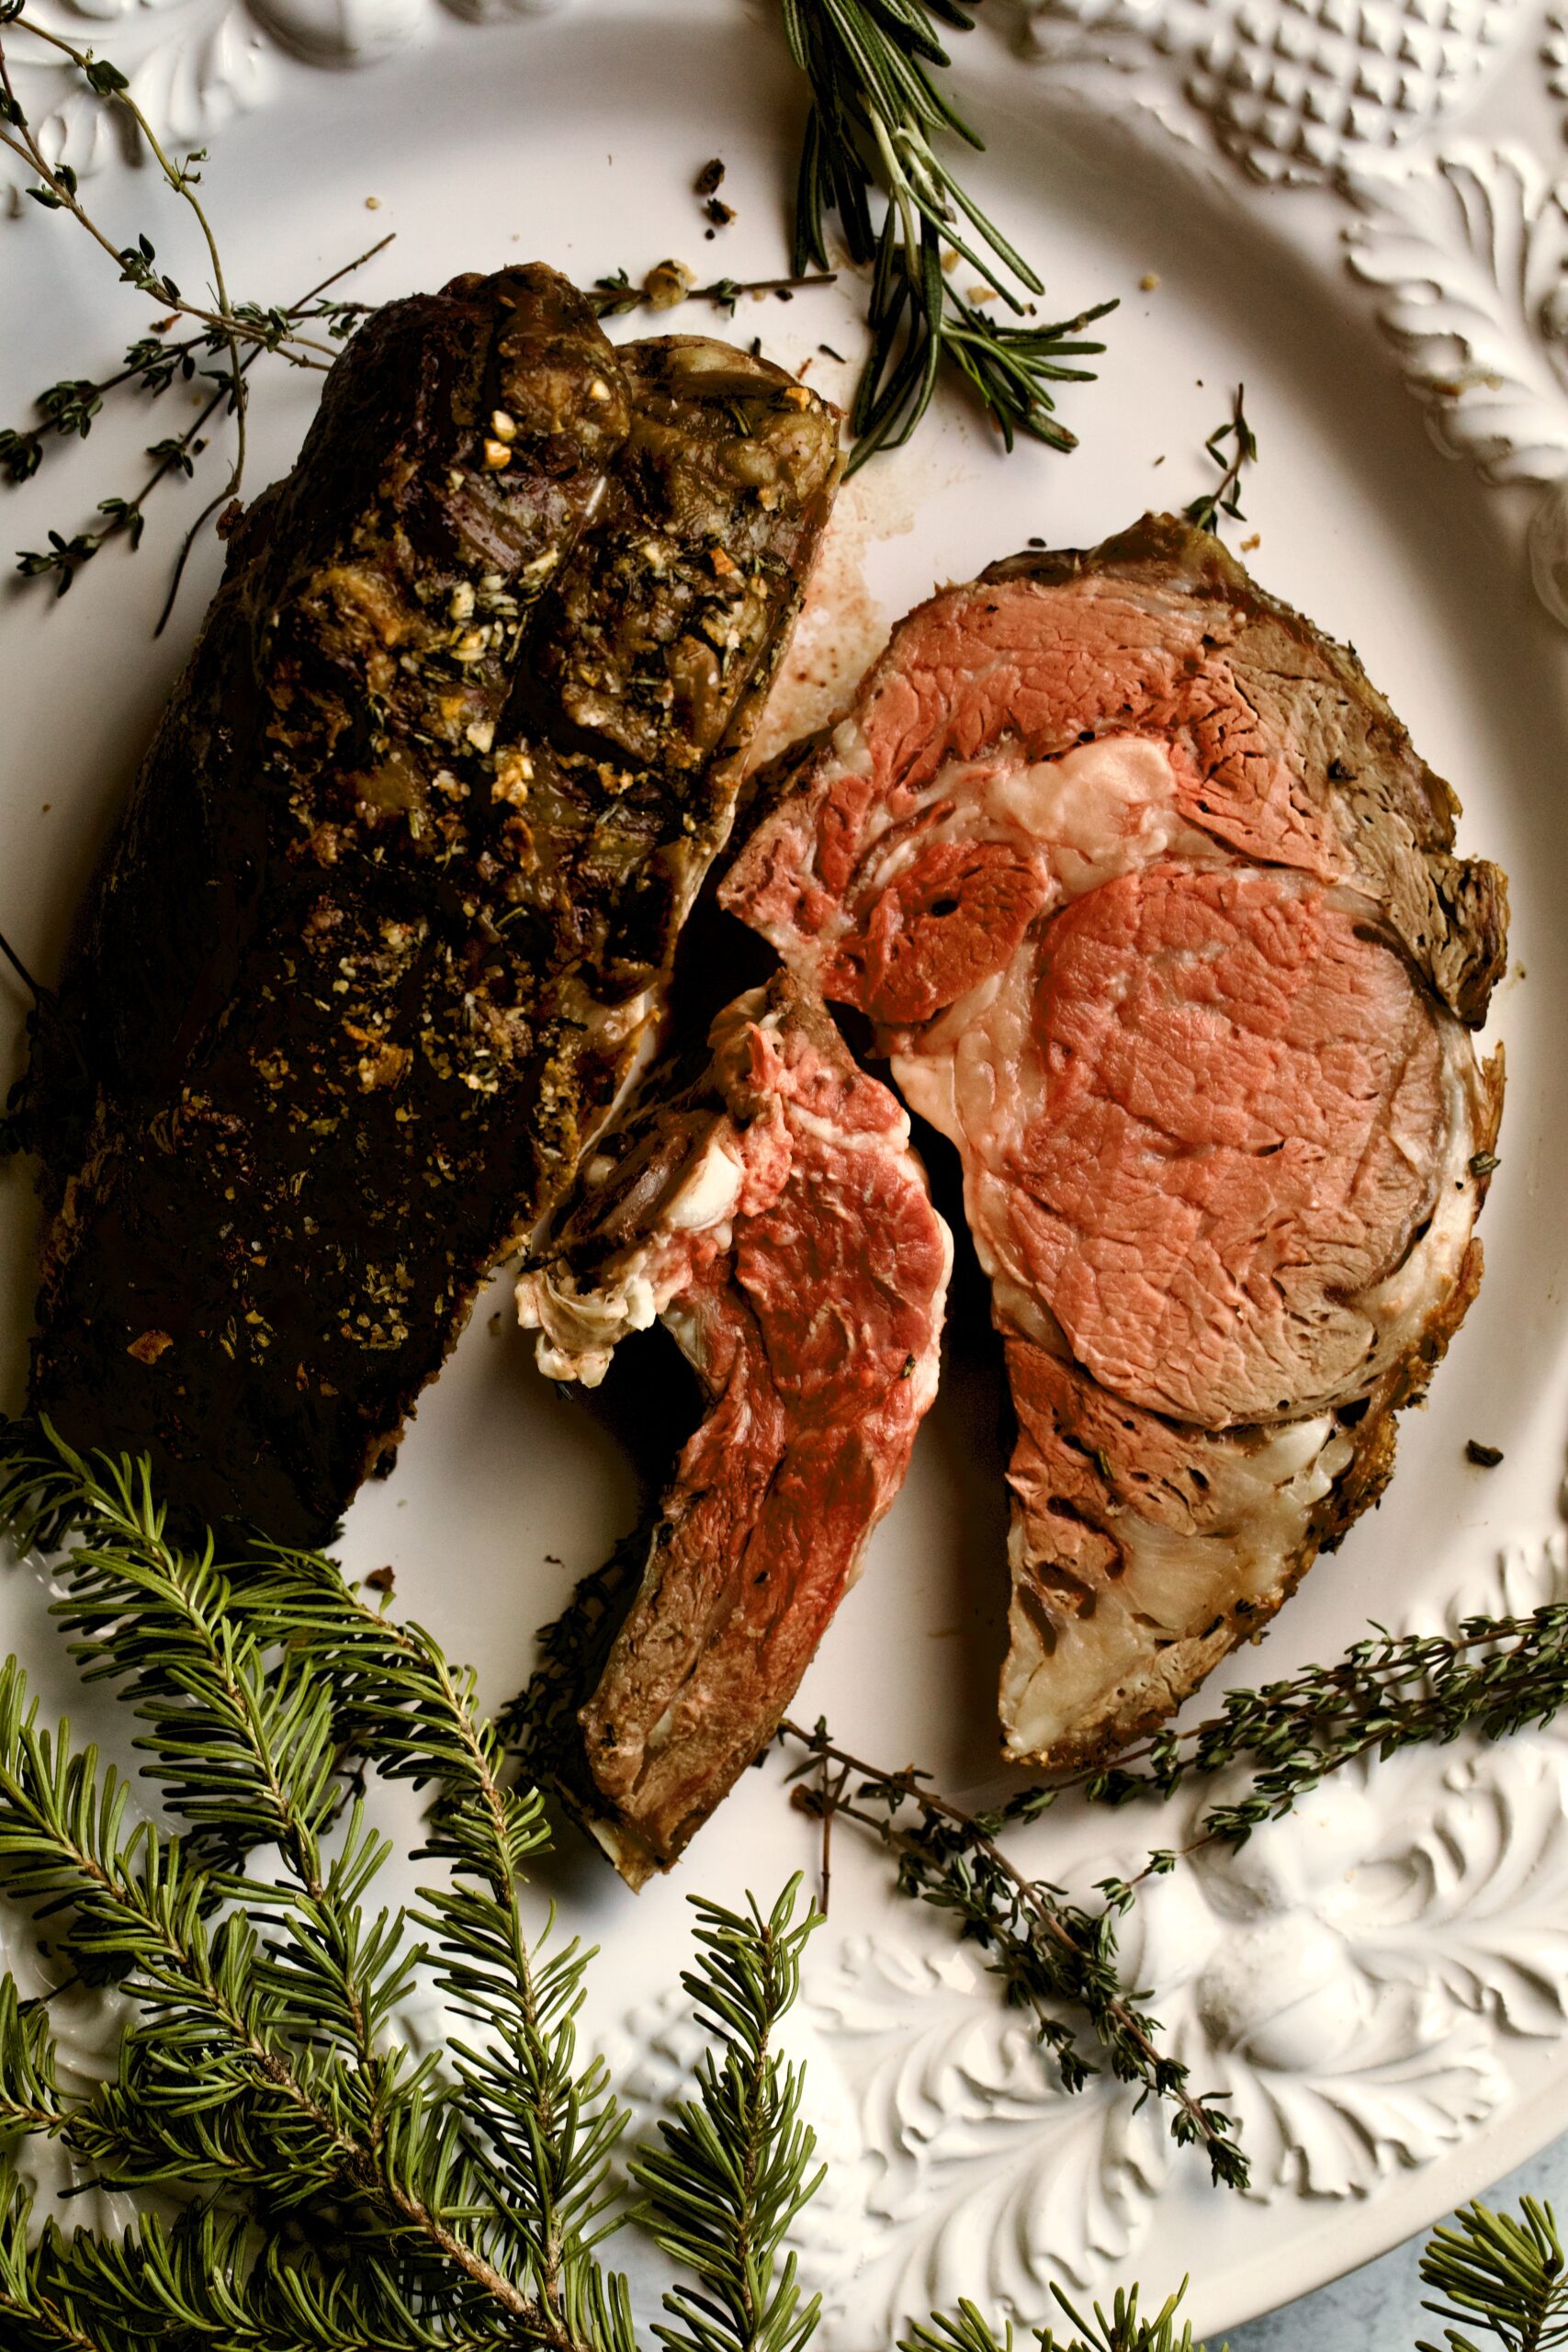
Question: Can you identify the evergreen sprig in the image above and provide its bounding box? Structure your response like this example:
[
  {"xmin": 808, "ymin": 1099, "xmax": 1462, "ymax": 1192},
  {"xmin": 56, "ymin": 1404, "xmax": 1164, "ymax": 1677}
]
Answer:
[
  {"xmin": 1419, "ymin": 2198, "xmax": 1568, "ymax": 2352},
  {"xmin": 0, "ymin": 1430, "xmax": 1563, "ymax": 2344},
  {"xmin": 0, "ymin": 1420, "xmax": 632, "ymax": 2350},
  {"xmin": 634, "ymin": 1883, "xmax": 823, "ymax": 2352},
  {"xmin": 901, "ymin": 2280, "xmax": 1211, "ymax": 2352},
  {"xmin": 782, "ymin": 0, "xmax": 1115, "ymax": 466}
]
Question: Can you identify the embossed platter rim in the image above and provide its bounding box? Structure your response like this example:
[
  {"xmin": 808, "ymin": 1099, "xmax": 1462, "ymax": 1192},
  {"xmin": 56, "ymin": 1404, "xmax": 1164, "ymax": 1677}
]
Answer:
[{"xmin": 2, "ymin": 1, "xmax": 1568, "ymax": 2338}]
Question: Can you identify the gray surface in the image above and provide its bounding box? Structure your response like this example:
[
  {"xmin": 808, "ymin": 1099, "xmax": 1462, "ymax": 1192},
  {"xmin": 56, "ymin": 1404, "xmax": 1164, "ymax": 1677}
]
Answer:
[{"xmin": 1227, "ymin": 2132, "xmax": 1568, "ymax": 2347}]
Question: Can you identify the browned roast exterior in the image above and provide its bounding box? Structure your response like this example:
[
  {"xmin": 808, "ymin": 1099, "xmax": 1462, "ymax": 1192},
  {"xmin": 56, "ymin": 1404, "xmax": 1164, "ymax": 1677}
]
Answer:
[{"xmin": 17, "ymin": 271, "xmax": 838, "ymax": 1542}]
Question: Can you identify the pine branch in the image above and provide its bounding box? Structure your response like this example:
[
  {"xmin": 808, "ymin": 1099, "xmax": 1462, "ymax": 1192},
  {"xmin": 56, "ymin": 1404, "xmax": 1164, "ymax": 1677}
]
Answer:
[
  {"xmin": 1419, "ymin": 2199, "xmax": 1568, "ymax": 2352},
  {"xmin": 0, "ymin": 1421, "xmax": 627, "ymax": 2350},
  {"xmin": 901, "ymin": 2280, "xmax": 1209, "ymax": 2352},
  {"xmin": 634, "ymin": 1881, "xmax": 824, "ymax": 2352},
  {"xmin": 779, "ymin": 1723, "xmax": 1246, "ymax": 2192}
]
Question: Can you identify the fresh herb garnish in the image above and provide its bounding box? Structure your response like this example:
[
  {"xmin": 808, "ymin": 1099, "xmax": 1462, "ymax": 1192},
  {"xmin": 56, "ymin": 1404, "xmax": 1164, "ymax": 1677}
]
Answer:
[
  {"xmin": 0, "ymin": 1422, "xmax": 828, "ymax": 2352},
  {"xmin": 782, "ymin": 0, "xmax": 1115, "ymax": 468},
  {"xmin": 1183, "ymin": 383, "xmax": 1258, "ymax": 535},
  {"xmin": 0, "ymin": 8, "xmax": 389, "ymax": 624},
  {"xmin": 13, "ymin": 241, "xmax": 388, "ymax": 628},
  {"xmin": 0, "ymin": 1426, "xmax": 1560, "ymax": 2346},
  {"xmin": 781, "ymin": 1719, "xmax": 1247, "ymax": 2190},
  {"xmin": 780, "ymin": 1588, "xmax": 1568, "ymax": 2174}
]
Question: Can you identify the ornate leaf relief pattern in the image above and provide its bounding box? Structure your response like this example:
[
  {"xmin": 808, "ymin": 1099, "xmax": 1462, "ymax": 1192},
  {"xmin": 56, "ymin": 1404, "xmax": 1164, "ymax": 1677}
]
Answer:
[
  {"xmin": 1340, "ymin": 142, "xmax": 1568, "ymax": 621},
  {"xmin": 1341, "ymin": 147, "xmax": 1568, "ymax": 469},
  {"xmin": 802, "ymin": 1939, "xmax": 1169, "ymax": 2328},
  {"xmin": 1402, "ymin": 1525, "xmax": 1568, "ymax": 1634},
  {"xmin": 0, "ymin": 0, "xmax": 572, "ymax": 196},
  {"xmin": 0, "ymin": 0, "xmax": 1566, "ymax": 2317},
  {"xmin": 757, "ymin": 1713, "xmax": 1568, "ymax": 2340}
]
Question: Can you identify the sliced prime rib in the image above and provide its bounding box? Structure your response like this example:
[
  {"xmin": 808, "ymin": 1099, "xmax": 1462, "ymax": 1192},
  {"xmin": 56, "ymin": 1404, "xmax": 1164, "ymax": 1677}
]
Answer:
[
  {"xmin": 514, "ymin": 971, "xmax": 950, "ymax": 1886},
  {"xmin": 723, "ymin": 514, "xmax": 1507, "ymax": 1768},
  {"xmin": 16, "ymin": 270, "xmax": 838, "ymax": 1544}
]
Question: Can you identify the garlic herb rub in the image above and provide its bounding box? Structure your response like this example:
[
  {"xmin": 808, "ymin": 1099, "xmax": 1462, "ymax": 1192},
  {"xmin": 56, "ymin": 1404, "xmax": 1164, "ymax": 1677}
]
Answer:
[{"xmin": 17, "ymin": 271, "xmax": 839, "ymax": 1544}]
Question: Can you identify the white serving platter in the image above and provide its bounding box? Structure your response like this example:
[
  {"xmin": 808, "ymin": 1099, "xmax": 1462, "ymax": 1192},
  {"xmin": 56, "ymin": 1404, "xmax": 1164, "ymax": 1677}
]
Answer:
[{"xmin": 4, "ymin": 1, "xmax": 1568, "ymax": 2337}]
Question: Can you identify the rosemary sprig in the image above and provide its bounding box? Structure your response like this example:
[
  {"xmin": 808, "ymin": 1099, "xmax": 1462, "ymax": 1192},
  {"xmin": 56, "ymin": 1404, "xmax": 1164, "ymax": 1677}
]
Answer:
[
  {"xmin": 782, "ymin": 0, "xmax": 1115, "ymax": 467},
  {"xmin": 1182, "ymin": 384, "xmax": 1257, "ymax": 535},
  {"xmin": 852, "ymin": 228, "xmax": 1114, "ymax": 463},
  {"xmin": 779, "ymin": 1721, "xmax": 1247, "ymax": 2191}
]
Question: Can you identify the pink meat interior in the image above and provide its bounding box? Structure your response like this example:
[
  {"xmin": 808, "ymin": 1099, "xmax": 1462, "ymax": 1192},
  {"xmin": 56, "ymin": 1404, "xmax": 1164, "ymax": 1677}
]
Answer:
[{"xmin": 1011, "ymin": 865, "xmax": 1447, "ymax": 1424}]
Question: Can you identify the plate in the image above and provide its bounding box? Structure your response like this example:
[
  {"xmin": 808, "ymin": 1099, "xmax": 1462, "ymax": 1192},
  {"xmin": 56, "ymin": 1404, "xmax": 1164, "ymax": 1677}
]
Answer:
[{"xmin": 4, "ymin": 1, "xmax": 1568, "ymax": 2338}]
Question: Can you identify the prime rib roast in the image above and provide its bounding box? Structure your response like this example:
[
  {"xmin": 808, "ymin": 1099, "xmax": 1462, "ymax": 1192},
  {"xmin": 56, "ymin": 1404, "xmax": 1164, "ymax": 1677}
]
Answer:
[
  {"xmin": 15, "ymin": 265, "xmax": 838, "ymax": 1544},
  {"xmin": 514, "ymin": 969, "xmax": 951, "ymax": 1886},
  {"xmin": 13, "ymin": 254, "xmax": 1508, "ymax": 1860},
  {"xmin": 724, "ymin": 514, "xmax": 1507, "ymax": 1769}
]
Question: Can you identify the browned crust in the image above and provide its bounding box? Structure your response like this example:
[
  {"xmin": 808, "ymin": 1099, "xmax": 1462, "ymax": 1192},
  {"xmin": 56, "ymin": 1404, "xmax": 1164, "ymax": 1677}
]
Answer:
[{"xmin": 17, "ymin": 284, "xmax": 840, "ymax": 1544}]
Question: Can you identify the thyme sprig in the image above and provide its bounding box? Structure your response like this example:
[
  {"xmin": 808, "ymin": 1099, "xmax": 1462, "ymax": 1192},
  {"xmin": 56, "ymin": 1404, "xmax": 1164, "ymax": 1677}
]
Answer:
[
  {"xmin": 998, "ymin": 1601, "xmax": 1568, "ymax": 1851},
  {"xmin": 1182, "ymin": 384, "xmax": 1257, "ymax": 535},
  {"xmin": 779, "ymin": 1721, "xmax": 1247, "ymax": 2191},
  {"xmin": 1, "ymin": 9, "xmax": 251, "ymax": 587},
  {"xmin": 13, "ymin": 240, "xmax": 386, "ymax": 623},
  {"xmin": 0, "ymin": 6, "xmax": 388, "ymax": 619},
  {"xmin": 591, "ymin": 266, "xmax": 839, "ymax": 319},
  {"xmin": 780, "ymin": 1596, "xmax": 1568, "ymax": 2204},
  {"xmin": 782, "ymin": 0, "xmax": 1115, "ymax": 466}
]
